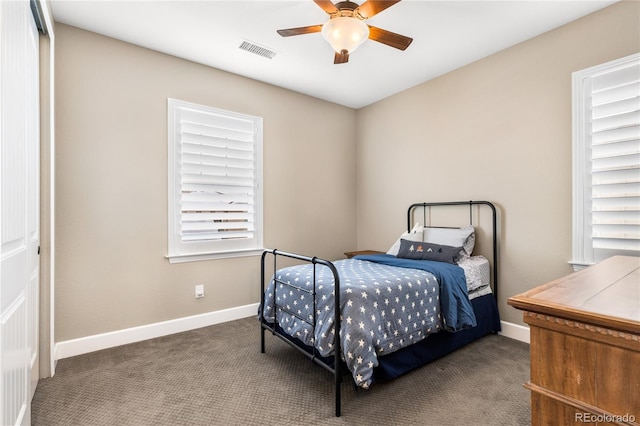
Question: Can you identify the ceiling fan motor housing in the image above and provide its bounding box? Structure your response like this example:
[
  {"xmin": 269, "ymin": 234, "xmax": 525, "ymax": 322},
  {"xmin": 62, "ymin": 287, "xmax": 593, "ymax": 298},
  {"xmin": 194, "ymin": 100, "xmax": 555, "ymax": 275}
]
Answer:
[{"xmin": 334, "ymin": 1, "xmax": 368, "ymax": 20}]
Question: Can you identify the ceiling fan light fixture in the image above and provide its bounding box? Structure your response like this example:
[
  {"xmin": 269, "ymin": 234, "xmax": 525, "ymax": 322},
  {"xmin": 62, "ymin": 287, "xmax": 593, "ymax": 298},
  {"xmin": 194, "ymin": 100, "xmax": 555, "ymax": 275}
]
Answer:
[{"xmin": 321, "ymin": 16, "xmax": 369, "ymax": 55}]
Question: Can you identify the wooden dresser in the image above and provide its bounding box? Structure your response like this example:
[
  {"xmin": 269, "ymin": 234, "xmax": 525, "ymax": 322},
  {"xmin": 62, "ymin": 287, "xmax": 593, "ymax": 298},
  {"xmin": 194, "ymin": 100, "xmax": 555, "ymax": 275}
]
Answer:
[{"xmin": 508, "ymin": 256, "xmax": 640, "ymax": 425}]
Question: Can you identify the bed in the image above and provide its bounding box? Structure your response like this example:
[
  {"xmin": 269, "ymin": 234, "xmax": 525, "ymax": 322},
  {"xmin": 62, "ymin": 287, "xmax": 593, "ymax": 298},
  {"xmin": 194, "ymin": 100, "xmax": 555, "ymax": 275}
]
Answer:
[{"xmin": 259, "ymin": 201, "xmax": 501, "ymax": 416}]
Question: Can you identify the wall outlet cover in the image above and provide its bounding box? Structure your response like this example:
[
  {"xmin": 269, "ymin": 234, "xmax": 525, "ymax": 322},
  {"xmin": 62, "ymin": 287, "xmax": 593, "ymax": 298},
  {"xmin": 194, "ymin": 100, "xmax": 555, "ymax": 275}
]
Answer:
[{"xmin": 195, "ymin": 284, "xmax": 204, "ymax": 298}]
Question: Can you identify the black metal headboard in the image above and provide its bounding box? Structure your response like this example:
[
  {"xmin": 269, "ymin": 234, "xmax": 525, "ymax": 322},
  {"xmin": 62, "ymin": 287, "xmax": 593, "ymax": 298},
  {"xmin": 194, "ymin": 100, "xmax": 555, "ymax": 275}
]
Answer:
[{"xmin": 407, "ymin": 201, "xmax": 498, "ymax": 301}]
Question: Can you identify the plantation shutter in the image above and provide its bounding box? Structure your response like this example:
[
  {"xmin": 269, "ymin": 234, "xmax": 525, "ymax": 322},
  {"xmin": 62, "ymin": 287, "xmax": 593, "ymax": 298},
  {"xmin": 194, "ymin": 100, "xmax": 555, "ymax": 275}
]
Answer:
[
  {"xmin": 589, "ymin": 59, "xmax": 640, "ymax": 254},
  {"xmin": 168, "ymin": 99, "xmax": 263, "ymax": 261},
  {"xmin": 179, "ymin": 108, "xmax": 256, "ymax": 242}
]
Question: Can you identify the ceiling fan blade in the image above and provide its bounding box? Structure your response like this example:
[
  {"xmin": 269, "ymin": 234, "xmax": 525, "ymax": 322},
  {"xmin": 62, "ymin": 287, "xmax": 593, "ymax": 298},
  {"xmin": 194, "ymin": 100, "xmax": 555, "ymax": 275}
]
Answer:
[
  {"xmin": 277, "ymin": 25, "xmax": 323, "ymax": 37},
  {"xmin": 356, "ymin": 1, "xmax": 401, "ymax": 19},
  {"xmin": 334, "ymin": 50, "xmax": 349, "ymax": 64},
  {"xmin": 314, "ymin": 0, "xmax": 339, "ymax": 14},
  {"xmin": 368, "ymin": 25, "xmax": 413, "ymax": 50}
]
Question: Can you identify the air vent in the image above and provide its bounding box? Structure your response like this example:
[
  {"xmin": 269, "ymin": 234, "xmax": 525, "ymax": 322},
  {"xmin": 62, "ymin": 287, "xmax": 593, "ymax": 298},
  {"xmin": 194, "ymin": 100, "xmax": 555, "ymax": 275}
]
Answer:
[{"xmin": 239, "ymin": 40, "xmax": 277, "ymax": 59}]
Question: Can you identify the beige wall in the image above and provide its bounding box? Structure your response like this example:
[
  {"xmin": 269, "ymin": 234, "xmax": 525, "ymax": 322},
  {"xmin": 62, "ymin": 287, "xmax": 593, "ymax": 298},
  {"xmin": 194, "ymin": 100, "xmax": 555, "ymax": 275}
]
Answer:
[
  {"xmin": 55, "ymin": 24, "xmax": 357, "ymax": 341},
  {"xmin": 355, "ymin": 1, "xmax": 640, "ymax": 325},
  {"xmin": 55, "ymin": 1, "xmax": 639, "ymax": 342}
]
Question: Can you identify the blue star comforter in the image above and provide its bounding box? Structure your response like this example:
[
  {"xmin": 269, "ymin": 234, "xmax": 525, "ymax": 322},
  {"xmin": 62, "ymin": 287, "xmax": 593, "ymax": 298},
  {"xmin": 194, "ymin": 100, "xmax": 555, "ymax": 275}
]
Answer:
[{"xmin": 261, "ymin": 254, "xmax": 476, "ymax": 389}]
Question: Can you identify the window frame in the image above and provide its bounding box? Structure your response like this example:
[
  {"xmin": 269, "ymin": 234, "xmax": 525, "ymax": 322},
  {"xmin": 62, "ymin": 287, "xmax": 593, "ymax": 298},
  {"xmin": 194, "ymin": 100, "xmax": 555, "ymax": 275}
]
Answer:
[
  {"xmin": 167, "ymin": 98, "xmax": 263, "ymax": 263},
  {"xmin": 571, "ymin": 53, "xmax": 640, "ymax": 270}
]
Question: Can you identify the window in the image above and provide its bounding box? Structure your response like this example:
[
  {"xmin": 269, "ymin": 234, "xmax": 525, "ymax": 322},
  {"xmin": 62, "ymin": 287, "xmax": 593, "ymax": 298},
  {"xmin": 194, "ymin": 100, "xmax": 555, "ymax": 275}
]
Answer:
[
  {"xmin": 167, "ymin": 99, "xmax": 263, "ymax": 262},
  {"xmin": 571, "ymin": 53, "xmax": 640, "ymax": 270}
]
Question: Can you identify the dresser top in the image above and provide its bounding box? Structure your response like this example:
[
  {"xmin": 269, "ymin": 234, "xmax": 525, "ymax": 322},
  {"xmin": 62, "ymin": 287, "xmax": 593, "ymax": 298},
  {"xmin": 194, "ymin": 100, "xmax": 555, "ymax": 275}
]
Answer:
[{"xmin": 508, "ymin": 256, "xmax": 640, "ymax": 334}]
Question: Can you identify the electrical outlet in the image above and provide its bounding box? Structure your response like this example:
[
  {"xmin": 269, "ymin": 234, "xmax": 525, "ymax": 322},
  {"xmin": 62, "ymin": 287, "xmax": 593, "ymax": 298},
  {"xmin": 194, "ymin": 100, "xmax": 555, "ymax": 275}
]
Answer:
[{"xmin": 195, "ymin": 284, "xmax": 204, "ymax": 299}]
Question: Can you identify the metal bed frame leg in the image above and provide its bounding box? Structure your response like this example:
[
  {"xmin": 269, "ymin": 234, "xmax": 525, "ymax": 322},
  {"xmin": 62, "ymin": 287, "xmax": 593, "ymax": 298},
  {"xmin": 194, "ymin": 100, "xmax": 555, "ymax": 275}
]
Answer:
[
  {"xmin": 260, "ymin": 250, "xmax": 267, "ymax": 354},
  {"xmin": 260, "ymin": 248, "xmax": 344, "ymax": 417},
  {"xmin": 335, "ymin": 333, "xmax": 342, "ymax": 417}
]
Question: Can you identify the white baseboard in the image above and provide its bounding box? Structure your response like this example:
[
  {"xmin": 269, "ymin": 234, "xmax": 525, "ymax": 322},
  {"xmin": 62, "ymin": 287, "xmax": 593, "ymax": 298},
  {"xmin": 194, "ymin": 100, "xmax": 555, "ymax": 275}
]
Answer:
[
  {"xmin": 54, "ymin": 303, "xmax": 260, "ymax": 362},
  {"xmin": 499, "ymin": 320, "xmax": 530, "ymax": 344},
  {"xmin": 53, "ymin": 305, "xmax": 529, "ymax": 370}
]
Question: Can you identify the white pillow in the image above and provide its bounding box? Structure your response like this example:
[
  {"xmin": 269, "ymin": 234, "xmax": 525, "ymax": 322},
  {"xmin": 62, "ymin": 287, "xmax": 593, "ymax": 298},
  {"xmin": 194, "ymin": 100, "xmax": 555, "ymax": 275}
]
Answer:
[
  {"xmin": 422, "ymin": 225, "xmax": 475, "ymax": 257},
  {"xmin": 387, "ymin": 223, "xmax": 423, "ymax": 256}
]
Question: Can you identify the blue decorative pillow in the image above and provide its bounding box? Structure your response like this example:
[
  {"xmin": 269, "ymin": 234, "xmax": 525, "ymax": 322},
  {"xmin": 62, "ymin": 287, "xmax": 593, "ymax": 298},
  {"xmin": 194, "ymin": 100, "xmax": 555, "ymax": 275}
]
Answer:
[
  {"xmin": 386, "ymin": 223, "xmax": 423, "ymax": 256},
  {"xmin": 397, "ymin": 239, "xmax": 462, "ymax": 264}
]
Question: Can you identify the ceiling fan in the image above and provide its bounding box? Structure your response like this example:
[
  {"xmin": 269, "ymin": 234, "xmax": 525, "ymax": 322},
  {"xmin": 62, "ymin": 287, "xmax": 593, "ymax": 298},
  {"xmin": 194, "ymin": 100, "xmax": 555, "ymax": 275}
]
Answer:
[{"xmin": 277, "ymin": 0, "xmax": 413, "ymax": 64}]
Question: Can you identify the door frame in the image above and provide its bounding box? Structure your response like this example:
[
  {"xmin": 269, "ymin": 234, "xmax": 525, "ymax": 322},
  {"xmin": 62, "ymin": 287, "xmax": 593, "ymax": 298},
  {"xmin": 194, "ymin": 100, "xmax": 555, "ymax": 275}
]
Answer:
[{"xmin": 32, "ymin": 0, "xmax": 56, "ymax": 379}]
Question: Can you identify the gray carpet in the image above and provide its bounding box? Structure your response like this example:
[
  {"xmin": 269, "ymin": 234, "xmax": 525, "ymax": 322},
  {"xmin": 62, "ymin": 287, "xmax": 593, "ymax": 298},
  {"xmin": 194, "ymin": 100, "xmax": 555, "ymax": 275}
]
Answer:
[{"xmin": 32, "ymin": 317, "xmax": 531, "ymax": 425}]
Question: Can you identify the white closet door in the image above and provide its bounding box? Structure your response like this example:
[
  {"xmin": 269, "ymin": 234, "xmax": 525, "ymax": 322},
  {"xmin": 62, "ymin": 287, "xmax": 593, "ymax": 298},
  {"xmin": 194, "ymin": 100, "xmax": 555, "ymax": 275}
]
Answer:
[{"xmin": 0, "ymin": 0, "xmax": 41, "ymax": 425}]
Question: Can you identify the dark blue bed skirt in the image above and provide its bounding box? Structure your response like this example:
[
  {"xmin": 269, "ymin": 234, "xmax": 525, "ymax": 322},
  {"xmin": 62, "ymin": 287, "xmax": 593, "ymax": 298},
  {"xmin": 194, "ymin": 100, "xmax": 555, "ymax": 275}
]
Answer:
[
  {"xmin": 264, "ymin": 293, "xmax": 500, "ymax": 384},
  {"xmin": 372, "ymin": 293, "xmax": 501, "ymax": 383}
]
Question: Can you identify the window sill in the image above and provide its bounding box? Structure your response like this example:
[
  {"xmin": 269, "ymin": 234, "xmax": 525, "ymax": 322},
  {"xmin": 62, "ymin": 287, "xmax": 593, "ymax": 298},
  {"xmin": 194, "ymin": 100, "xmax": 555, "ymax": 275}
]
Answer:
[
  {"xmin": 568, "ymin": 260, "xmax": 594, "ymax": 272},
  {"xmin": 166, "ymin": 248, "xmax": 264, "ymax": 264}
]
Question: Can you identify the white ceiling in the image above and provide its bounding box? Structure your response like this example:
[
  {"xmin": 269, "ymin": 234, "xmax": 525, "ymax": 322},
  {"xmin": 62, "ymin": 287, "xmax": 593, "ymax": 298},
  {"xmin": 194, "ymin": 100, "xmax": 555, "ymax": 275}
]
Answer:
[{"xmin": 51, "ymin": 0, "xmax": 617, "ymax": 109}]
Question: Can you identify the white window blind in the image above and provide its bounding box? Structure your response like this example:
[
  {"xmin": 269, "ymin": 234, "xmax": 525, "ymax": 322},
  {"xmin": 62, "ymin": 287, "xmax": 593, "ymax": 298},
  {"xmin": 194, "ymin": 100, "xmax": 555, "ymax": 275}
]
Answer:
[
  {"xmin": 168, "ymin": 99, "xmax": 263, "ymax": 262},
  {"xmin": 572, "ymin": 53, "xmax": 640, "ymax": 269}
]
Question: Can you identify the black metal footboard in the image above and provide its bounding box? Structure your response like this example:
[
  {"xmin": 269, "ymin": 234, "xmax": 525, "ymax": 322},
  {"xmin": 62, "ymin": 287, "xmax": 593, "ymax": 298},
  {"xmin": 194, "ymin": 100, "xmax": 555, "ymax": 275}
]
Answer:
[{"xmin": 259, "ymin": 249, "xmax": 343, "ymax": 417}]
